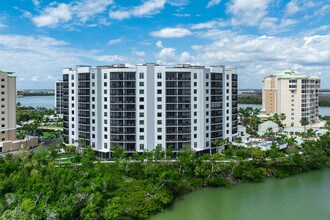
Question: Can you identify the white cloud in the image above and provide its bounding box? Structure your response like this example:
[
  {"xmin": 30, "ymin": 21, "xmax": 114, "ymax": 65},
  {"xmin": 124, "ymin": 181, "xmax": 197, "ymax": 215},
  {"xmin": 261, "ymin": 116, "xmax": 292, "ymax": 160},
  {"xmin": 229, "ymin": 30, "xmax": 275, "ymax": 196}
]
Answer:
[
  {"xmin": 314, "ymin": 4, "xmax": 330, "ymax": 17},
  {"xmin": 155, "ymin": 42, "xmax": 191, "ymax": 64},
  {"xmin": 285, "ymin": 0, "xmax": 300, "ymax": 15},
  {"xmin": 0, "ymin": 34, "xmax": 127, "ymax": 88},
  {"xmin": 191, "ymin": 19, "xmax": 227, "ymax": 29},
  {"xmin": 157, "ymin": 47, "xmax": 176, "ymax": 62},
  {"xmin": 32, "ymin": 3, "xmax": 72, "ymax": 27},
  {"xmin": 94, "ymin": 55, "xmax": 126, "ymax": 62},
  {"xmin": 132, "ymin": 48, "xmax": 145, "ymax": 57},
  {"xmin": 107, "ymin": 38, "xmax": 123, "ymax": 45},
  {"xmin": 0, "ymin": 34, "xmax": 80, "ymax": 87},
  {"xmin": 167, "ymin": 0, "xmax": 190, "ymax": 7},
  {"xmin": 207, "ymin": 0, "xmax": 221, "ymax": 8},
  {"xmin": 259, "ymin": 17, "xmax": 297, "ymax": 34},
  {"xmin": 156, "ymin": 41, "xmax": 164, "ymax": 48},
  {"xmin": 47, "ymin": 75, "xmax": 57, "ymax": 81},
  {"xmin": 227, "ymin": 0, "xmax": 271, "ymax": 26},
  {"xmin": 286, "ymin": 0, "xmax": 318, "ymax": 17},
  {"xmin": 226, "ymin": 0, "xmax": 300, "ymax": 33},
  {"xmin": 110, "ymin": 0, "xmax": 166, "ymax": 20},
  {"xmin": 31, "ymin": 0, "xmax": 113, "ymax": 28},
  {"xmin": 151, "ymin": 27, "xmax": 192, "ymax": 38},
  {"xmin": 173, "ymin": 13, "xmax": 190, "ymax": 17},
  {"xmin": 32, "ymin": 0, "xmax": 41, "ymax": 7},
  {"xmin": 72, "ymin": 0, "xmax": 114, "ymax": 23},
  {"xmin": 0, "ymin": 22, "xmax": 7, "ymax": 29},
  {"xmin": 191, "ymin": 30, "xmax": 330, "ymax": 88}
]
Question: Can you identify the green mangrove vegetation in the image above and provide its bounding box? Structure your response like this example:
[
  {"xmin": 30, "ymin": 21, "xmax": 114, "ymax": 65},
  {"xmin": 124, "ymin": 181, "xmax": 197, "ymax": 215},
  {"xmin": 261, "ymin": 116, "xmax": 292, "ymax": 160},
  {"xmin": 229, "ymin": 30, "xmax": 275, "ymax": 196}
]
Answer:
[
  {"xmin": 0, "ymin": 134, "xmax": 329, "ymax": 219},
  {"xmin": 238, "ymin": 95, "xmax": 330, "ymax": 107}
]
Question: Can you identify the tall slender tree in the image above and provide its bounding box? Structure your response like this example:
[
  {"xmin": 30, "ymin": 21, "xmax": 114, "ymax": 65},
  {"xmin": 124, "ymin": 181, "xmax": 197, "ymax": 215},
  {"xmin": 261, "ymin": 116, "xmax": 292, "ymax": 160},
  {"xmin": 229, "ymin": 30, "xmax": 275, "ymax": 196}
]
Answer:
[{"xmin": 300, "ymin": 117, "xmax": 309, "ymax": 134}]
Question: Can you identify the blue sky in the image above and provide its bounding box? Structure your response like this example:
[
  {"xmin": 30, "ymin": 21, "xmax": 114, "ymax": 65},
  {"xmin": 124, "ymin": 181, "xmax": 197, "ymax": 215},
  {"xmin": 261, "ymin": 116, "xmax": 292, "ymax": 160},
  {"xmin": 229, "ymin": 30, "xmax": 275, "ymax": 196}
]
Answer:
[{"xmin": 0, "ymin": 0, "xmax": 329, "ymax": 89}]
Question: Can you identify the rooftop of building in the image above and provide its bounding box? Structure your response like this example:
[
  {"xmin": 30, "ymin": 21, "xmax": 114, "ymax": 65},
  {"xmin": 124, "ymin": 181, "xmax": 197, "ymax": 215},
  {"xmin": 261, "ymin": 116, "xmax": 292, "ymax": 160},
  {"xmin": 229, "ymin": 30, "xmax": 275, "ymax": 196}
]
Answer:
[
  {"xmin": 283, "ymin": 126, "xmax": 305, "ymax": 133},
  {"xmin": 267, "ymin": 70, "xmax": 319, "ymax": 80},
  {"xmin": 259, "ymin": 120, "xmax": 278, "ymax": 127},
  {"xmin": 63, "ymin": 63, "xmax": 235, "ymax": 72},
  {"xmin": 0, "ymin": 69, "xmax": 14, "ymax": 74}
]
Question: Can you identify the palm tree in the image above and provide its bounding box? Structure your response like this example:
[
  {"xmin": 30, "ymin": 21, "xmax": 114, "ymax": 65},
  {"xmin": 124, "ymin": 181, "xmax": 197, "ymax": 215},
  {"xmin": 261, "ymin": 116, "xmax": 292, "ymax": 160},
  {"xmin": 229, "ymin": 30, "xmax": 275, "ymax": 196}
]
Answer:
[
  {"xmin": 284, "ymin": 136, "xmax": 297, "ymax": 148},
  {"xmin": 74, "ymin": 138, "xmax": 86, "ymax": 152},
  {"xmin": 325, "ymin": 120, "xmax": 330, "ymax": 130},
  {"xmin": 279, "ymin": 113, "xmax": 286, "ymax": 122},
  {"xmin": 212, "ymin": 138, "xmax": 227, "ymax": 153},
  {"xmin": 300, "ymin": 117, "xmax": 309, "ymax": 134},
  {"xmin": 279, "ymin": 113, "xmax": 286, "ymax": 128}
]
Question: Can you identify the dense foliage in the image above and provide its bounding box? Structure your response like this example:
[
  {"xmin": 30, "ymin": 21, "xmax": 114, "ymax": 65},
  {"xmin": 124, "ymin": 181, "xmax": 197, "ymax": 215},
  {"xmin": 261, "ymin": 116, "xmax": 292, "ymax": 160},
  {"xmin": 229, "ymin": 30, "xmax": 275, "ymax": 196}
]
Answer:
[
  {"xmin": 238, "ymin": 95, "xmax": 330, "ymax": 106},
  {"xmin": 319, "ymin": 100, "xmax": 330, "ymax": 107},
  {"xmin": 238, "ymin": 96, "xmax": 262, "ymax": 104},
  {"xmin": 0, "ymin": 136, "xmax": 329, "ymax": 219}
]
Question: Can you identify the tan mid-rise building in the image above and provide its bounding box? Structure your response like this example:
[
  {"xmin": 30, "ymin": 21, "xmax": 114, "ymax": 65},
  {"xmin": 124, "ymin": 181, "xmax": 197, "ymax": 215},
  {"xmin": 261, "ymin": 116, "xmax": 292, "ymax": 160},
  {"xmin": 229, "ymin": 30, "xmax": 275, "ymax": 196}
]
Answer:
[
  {"xmin": 0, "ymin": 70, "xmax": 16, "ymax": 143},
  {"xmin": 262, "ymin": 70, "xmax": 320, "ymax": 127}
]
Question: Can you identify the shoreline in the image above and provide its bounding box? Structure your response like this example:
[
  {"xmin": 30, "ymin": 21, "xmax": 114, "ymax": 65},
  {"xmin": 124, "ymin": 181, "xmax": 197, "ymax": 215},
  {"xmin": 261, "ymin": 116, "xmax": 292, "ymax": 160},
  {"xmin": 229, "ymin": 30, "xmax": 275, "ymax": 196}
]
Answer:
[{"xmin": 152, "ymin": 168, "xmax": 330, "ymax": 219}]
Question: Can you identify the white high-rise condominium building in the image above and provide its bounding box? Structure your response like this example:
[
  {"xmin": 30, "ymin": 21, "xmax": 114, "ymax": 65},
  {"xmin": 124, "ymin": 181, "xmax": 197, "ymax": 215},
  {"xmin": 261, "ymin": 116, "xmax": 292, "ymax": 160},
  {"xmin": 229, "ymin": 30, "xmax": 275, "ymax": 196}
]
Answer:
[
  {"xmin": 60, "ymin": 63, "xmax": 238, "ymax": 157},
  {"xmin": 55, "ymin": 81, "xmax": 64, "ymax": 114},
  {"xmin": 0, "ymin": 70, "xmax": 16, "ymax": 143},
  {"xmin": 262, "ymin": 70, "xmax": 320, "ymax": 126}
]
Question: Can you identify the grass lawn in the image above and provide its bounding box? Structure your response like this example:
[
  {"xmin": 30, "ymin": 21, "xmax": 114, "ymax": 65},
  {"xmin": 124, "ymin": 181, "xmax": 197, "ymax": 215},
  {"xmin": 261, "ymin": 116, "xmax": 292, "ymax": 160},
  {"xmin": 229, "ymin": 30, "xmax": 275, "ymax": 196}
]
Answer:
[
  {"xmin": 42, "ymin": 132, "xmax": 56, "ymax": 139},
  {"xmin": 39, "ymin": 125, "xmax": 63, "ymax": 131}
]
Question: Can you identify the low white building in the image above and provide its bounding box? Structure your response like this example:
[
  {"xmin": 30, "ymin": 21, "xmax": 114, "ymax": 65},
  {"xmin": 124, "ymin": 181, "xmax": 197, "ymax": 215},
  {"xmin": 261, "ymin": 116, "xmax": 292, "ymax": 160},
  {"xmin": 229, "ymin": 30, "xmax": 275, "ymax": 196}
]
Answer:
[{"xmin": 258, "ymin": 121, "xmax": 279, "ymax": 133}]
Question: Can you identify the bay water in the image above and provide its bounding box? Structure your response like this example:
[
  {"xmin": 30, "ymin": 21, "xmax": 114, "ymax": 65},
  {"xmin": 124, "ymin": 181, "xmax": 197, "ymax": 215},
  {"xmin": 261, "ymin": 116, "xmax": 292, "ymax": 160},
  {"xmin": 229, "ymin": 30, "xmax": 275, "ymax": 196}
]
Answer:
[{"xmin": 152, "ymin": 169, "xmax": 330, "ymax": 220}]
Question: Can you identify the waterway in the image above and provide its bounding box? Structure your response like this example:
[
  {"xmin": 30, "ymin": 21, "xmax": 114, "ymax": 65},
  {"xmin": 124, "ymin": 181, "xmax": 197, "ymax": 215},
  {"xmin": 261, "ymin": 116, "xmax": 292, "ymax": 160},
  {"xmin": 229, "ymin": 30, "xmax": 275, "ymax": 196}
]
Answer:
[
  {"xmin": 152, "ymin": 169, "xmax": 330, "ymax": 220},
  {"xmin": 238, "ymin": 103, "xmax": 330, "ymax": 117},
  {"xmin": 16, "ymin": 96, "xmax": 55, "ymax": 109},
  {"xmin": 15, "ymin": 96, "xmax": 330, "ymax": 116}
]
